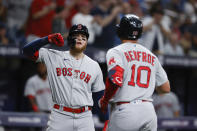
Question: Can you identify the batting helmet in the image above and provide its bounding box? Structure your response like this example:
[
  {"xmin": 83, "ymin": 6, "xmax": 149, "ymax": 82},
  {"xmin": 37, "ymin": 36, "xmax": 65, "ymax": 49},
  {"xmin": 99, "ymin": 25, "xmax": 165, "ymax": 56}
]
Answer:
[
  {"xmin": 67, "ymin": 24, "xmax": 89, "ymax": 46},
  {"xmin": 116, "ymin": 14, "xmax": 143, "ymax": 40}
]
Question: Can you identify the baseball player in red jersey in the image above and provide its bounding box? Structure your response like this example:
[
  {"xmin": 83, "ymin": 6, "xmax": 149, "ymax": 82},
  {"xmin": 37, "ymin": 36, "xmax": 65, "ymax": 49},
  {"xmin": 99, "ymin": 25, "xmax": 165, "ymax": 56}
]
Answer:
[
  {"xmin": 23, "ymin": 24, "xmax": 105, "ymax": 131},
  {"xmin": 99, "ymin": 14, "xmax": 170, "ymax": 131}
]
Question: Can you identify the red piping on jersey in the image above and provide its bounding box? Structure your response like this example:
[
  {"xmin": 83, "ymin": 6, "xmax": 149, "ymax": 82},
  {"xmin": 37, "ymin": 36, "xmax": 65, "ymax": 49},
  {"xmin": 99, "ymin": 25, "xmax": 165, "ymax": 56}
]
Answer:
[{"xmin": 102, "ymin": 120, "xmax": 109, "ymax": 131}]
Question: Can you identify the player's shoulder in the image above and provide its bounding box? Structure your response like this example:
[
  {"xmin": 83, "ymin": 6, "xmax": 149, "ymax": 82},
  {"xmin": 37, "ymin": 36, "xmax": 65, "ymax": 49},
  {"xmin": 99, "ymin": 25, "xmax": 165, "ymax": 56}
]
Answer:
[
  {"xmin": 152, "ymin": 93, "xmax": 158, "ymax": 99},
  {"xmin": 108, "ymin": 43, "xmax": 156, "ymax": 55},
  {"xmin": 152, "ymin": 93, "xmax": 160, "ymax": 101},
  {"xmin": 166, "ymin": 92, "xmax": 178, "ymax": 98},
  {"xmin": 26, "ymin": 75, "xmax": 39, "ymax": 83},
  {"xmin": 111, "ymin": 44, "xmax": 123, "ymax": 50},
  {"xmin": 40, "ymin": 48, "xmax": 64, "ymax": 53},
  {"xmin": 107, "ymin": 45, "xmax": 122, "ymax": 55},
  {"xmin": 40, "ymin": 48, "xmax": 67, "ymax": 56},
  {"xmin": 84, "ymin": 55, "xmax": 101, "ymax": 71},
  {"xmin": 138, "ymin": 44, "xmax": 159, "ymax": 60},
  {"xmin": 139, "ymin": 44, "xmax": 156, "ymax": 55},
  {"xmin": 85, "ymin": 55, "xmax": 99, "ymax": 65}
]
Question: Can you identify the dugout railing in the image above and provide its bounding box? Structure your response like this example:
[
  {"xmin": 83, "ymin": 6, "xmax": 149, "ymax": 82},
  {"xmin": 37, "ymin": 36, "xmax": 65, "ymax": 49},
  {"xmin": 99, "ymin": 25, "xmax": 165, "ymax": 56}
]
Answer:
[{"xmin": 0, "ymin": 112, "xmax": 197, "ymax": 130}]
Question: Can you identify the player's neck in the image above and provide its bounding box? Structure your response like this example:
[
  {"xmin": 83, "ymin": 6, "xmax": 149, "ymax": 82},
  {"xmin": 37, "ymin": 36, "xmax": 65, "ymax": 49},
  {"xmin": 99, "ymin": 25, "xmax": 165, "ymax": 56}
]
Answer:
[
  {"xmin": 122, "ymin": 40, "xmax": 138, "ymax": 44},
  {"xmin": 39, "ymin": 74, "xmax": 47, "ymax": 80},
  {"xmin": 69, "ymin": 51, "xmax": 84, "ymax": 60}
]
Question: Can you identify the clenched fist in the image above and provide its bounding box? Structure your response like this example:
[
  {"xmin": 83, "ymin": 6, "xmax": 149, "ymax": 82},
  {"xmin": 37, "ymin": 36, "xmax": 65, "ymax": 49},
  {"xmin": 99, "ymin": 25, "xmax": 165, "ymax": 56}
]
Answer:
[
  {"xmin": 98, "ymin": 96, "xmax": 108, "ymax": 114},
  {"xmin": 48, "ymin": 33, "xmax": 64, "ymax": 47}
]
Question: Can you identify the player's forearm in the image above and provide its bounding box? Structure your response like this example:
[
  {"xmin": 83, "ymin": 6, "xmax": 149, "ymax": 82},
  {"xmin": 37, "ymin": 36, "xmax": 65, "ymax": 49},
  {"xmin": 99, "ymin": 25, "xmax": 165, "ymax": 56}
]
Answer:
[
  {"xmin": 103, "ymin": 65, "xmax": 124, "ymax": 101},
  {"xmin": 33, "ymin": 9, "xmax": 49, "ymax": 20},
  {"xmin": 22, "ymin": 36, "xmax": 48, "ymax": 57},
  {"xmin": 99, "ymin": 15, "xmax": 115, "ymax": 27},
  {"xmin": 23, "ymin": 33, "xmax": 64, "ymax": 59},
  {"xmin": 32, "ymin": 3, "xmax": 56, "ymax": 20},
  {"xmin": 156, "ymin": 81, "xmax": 170, "ymax": 94},
  {"xmin": 159, "ymin": 24, "xmax": 171, "ymax": 38},
  {"xmin": 103, "ymin": 78, "xmax": 119, "ymax": 102},
  {"xmin": 28, "ymin": 95, "xmax": 39, "ymax": 112}
]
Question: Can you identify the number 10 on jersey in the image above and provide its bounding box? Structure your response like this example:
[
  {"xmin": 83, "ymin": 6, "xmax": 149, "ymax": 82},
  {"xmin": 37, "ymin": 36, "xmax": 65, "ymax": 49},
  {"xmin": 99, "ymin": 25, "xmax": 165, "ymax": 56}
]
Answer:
[{"xmin": 128, "ymin": 64, "xmax": 151, "ymax": 88}]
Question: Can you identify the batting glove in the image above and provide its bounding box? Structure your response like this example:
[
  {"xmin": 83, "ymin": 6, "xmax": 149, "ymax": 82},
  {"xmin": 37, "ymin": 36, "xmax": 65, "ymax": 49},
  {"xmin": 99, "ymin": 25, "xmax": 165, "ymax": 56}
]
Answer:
[
  {"xmin": 98, "ymin": 96, "xmax": 108, "ymax": 114},
  {"xmin": 48, "ymin": 33, "xmax": 64, "ymax": 47}
]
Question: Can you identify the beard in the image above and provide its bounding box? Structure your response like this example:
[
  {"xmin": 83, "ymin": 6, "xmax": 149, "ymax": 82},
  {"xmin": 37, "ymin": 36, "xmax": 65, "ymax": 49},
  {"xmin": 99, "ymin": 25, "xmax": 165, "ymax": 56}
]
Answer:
[{"xmin": 70, "ymin": 43, "xmax": 87, "ymax": 53}]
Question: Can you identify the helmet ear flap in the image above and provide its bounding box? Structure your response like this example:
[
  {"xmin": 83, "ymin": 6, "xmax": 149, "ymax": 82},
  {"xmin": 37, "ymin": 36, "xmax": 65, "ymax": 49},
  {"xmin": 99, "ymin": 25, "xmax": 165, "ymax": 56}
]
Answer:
[
  {"xmin": 116, "ymin": 25, "xmax": 121, "ymax": 38},
  {"xmin": 116, "ymin": 25, "xmax": 127, "ymax": 40}
]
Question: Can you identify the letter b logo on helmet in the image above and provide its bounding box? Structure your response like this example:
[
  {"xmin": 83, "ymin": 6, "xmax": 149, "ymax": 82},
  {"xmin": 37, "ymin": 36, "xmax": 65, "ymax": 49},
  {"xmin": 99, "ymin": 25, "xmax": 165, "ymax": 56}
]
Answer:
[{"xmin": 116, "ymin": 14, "xmax": 143, "ymax": 40}]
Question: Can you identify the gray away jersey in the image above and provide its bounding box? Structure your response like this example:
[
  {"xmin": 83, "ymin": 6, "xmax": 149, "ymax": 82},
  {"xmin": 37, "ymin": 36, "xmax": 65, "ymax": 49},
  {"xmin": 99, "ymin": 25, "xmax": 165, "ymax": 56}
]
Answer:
[
  {"xmin": 37, "ymin": 48, "xmax": 105, "ymax": 108},
  {"xmin": 24, "ymin": 75, "xmax": 53, "ymax": 111},
  {"xmin": 153, "ymin": 92, "xmax": 180, "ymax": 118},
  {"xmin": 106, "ymin": 42, "xmax": 168, "ymax": 102}
]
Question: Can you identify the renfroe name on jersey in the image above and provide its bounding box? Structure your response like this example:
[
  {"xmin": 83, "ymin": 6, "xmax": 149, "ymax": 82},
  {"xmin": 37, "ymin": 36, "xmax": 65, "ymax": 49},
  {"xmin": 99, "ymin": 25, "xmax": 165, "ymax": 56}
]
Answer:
[
  {"xmin": 124, "ymin": 50, "xmax": 155, "ymax": 66},
  {"xmin": 56, "ymin": 67, "xmax": 91, "ymax": 83}
]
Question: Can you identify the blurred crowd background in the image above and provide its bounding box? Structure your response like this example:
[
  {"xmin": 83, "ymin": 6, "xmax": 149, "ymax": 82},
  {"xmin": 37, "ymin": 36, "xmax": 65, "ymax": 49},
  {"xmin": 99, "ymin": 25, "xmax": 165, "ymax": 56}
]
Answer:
[{"xmin": 0, "ymin": 0, "xmax": 197, "ymax": 130}]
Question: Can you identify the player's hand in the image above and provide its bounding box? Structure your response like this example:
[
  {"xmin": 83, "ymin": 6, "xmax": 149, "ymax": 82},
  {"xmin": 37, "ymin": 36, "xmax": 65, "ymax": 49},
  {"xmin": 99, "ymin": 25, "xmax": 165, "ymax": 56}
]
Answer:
[
  {"xmin": 112, "ymin": 6, "xmax": 122, "ymax": 16},
  {"xmin": 48, "ymin": 33, "xmax": 64, "ymax": 47},
  {"xmin": 98, "ymin": 96, "xmax": 108, "ymax": 114}
]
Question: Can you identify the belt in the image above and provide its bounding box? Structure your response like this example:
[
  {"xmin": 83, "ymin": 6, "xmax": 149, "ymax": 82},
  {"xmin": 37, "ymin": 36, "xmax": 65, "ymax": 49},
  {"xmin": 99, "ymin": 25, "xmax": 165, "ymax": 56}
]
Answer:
[
  {"xmin": 116, "ymin": 100, "xmax": 149, "ymax": 105},
  {"xmin": 53, "ymin": 104, "xmax": 92, "ymax": 113}
]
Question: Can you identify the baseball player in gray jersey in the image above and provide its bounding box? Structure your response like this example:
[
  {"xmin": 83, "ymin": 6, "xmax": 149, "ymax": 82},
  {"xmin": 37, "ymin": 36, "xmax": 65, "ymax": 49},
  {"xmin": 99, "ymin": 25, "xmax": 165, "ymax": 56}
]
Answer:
[
  {"xmin": 23, "ymin": 24, "xmax": 105, "ymax": 131},
  {"xmin": 24, "ymin": 62, "xmax": 53, "ymax": 113},
  {"xmin": 99, "ymin": 14, "xmax": 170, "ymax": 131},
  {"xmin": 153, "ymin": 91, "xmax": 180, "ymax": 118}
]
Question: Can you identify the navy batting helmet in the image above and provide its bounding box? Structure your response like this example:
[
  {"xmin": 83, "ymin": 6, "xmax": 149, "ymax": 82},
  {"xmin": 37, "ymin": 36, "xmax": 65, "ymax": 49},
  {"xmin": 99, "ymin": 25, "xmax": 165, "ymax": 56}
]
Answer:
[
  {"xmin": 116, "ymin": 14, "xmax": 143, "ymax": 40},
  {"xmin": 67, "ymin": 24, "xmax": 89, "ymax": 46},
  {"xmin": 68, "ymin": 24, "xmax": 89, "ymax": 39}
]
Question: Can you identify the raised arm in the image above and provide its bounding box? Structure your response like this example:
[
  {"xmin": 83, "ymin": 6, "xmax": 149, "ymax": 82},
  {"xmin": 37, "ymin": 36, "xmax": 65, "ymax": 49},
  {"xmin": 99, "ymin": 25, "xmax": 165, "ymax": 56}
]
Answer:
[{"xmin": 22, "ymin": 33, "xmax": 64, "ymax": 60}]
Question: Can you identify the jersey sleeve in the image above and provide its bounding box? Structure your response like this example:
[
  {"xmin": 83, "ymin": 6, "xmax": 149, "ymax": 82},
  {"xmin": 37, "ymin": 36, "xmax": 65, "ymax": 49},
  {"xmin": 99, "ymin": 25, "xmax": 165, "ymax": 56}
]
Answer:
[
  {"xmin": 106, "ymin": 49, "xmax": 124, "ymax": 71},
  {"xmin": 91, "ymin": 63, "xmax": 105, "ymax": 92},
  {"xmin": 106, "ymin": 49, "xmax": 124, "ymax": 87},
  {"xmin": 155, "ymin": 59, "xmax": 168, "ymax": 87},
  {"xmin": 36, "ymin": 48, "xmax": 48, "ymax": 63},
  {"xmin": 24, "ymin": 78, "xmax": 36, "ymax": 96}
]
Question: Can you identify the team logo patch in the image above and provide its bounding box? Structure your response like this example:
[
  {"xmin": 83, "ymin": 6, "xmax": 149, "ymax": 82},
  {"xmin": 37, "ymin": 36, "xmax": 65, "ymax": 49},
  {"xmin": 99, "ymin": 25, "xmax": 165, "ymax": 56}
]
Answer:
[
  {"xmin": 109, "ymin": 57, "xmax": 116, "ymax": 65},
  {"xmin": 77, "ymin": 24, "xmax": 82, "ymax": 30},
  {"xmin": 132, "ymin": 31, "xmax": 138, "ymax": 35},
  {"xmin": 115, "ymin": 77, "xmax": 123, "ymax": 84}
]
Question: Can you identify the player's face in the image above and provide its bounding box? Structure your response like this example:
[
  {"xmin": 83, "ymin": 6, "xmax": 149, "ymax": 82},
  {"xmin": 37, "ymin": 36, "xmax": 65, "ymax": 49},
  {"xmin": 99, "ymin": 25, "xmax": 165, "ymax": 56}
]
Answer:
[
  {"xmin": 72, "ymin": 34, "xmax": 87, "ymax": 52},
  {"xmin": 37, "ymin": 63, "xmax": 47, "ymax": 78}
]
